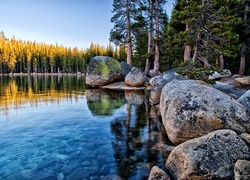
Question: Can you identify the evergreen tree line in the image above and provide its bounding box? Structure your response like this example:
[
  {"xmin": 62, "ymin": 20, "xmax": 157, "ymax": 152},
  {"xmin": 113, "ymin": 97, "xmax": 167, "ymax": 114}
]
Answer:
[
  {"xmin": 0, "ymin": 31, "xmax": 126, "ymax": 74},
  {"xmin": 110, "ymin": 0, "xmax": 250, "ymax": 76},
  {"xmin": 1, "ymin": 0, "xmax": 249, "ymax": 76}
]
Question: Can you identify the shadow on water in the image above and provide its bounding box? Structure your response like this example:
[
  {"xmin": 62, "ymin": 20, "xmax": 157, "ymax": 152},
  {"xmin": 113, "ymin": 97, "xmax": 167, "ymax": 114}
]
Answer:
[{"xmin": 0, "ymin": 75, "xmax": 173, "ymax": 179}]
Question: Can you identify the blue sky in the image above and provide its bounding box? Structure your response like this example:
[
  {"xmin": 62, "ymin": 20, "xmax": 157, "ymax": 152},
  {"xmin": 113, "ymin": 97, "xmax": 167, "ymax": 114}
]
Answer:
[{"xmin": 0, "ymin": 0, "xmax": 174, "ymax": 49}]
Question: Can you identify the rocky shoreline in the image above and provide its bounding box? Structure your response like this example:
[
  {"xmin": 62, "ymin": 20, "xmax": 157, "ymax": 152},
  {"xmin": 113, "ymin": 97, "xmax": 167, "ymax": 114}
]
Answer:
[{"xmin": 86, "ymin": 56, "xmax": 250, "ymax": 180}]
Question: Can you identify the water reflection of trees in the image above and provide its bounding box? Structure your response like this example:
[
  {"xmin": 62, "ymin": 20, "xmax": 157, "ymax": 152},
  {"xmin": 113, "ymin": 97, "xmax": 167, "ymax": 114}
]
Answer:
[
  {"xmin": 86, "ymin": 89, "xmax": 126, "ymax": 116},
  {"xmin": 0, "ymin": 75, "xmax": 86, "ymax": 115},
  {"xmin": 111, "ymin": 90, "xmax": 166, "ymax": 179}
]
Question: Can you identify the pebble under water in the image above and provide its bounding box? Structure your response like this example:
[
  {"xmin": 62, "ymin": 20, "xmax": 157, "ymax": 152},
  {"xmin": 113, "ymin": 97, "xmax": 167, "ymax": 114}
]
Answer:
[{"xmin": 0, "ymin": 76, "xmax": 165, "ymax": 180}]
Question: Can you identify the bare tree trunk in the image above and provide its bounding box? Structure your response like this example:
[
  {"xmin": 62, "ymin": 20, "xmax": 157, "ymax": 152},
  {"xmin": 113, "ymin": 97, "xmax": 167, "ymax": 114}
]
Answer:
[
  {"xmin": 215, "ymin": 56, "xmax": 219, "ymax": 66},
  {"xmin": 219, "ymin": 55, "xmax": 224, "ymax": 69},
  {"xmin": 239, "ymin": 2, "xmax": 249, "ymax": 75},
  {"xmin": 126, "ymin": 0, "xmax": 132, "ymax": 66},
  {"xmin": 192, "ymin": 33, "xmax": 200, "ymax": 62},
  {"xmin": 239, "ymin": 42, "xmax": 246, "ymax": 75},
  {"xmin": 184, "ymin": 0, "xmax": 191, "ymax": 61},
  {"xmin": 184, "ymin": 44, "xmax": 191, "ymax": 61},
  {"xmin": 144, "ymin": 0, "xmax": 153, "ymax": 76},
  {"xmin": 153, "ymin": 0, "xmax": 160, "ymax": 77}
]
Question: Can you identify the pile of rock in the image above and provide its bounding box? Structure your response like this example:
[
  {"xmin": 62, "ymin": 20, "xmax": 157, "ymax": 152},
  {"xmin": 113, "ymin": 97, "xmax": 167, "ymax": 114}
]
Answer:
[
  {"xmin": 86, "ymin": 56, "xmax": 147, "ymax": 89},
  {"xmin": 85, "ymin": 56, "xmax": 250, "ymax": 179},
  {"xmin": 149, "ymin": 80, "xmax": 250, "ymax": 180}
]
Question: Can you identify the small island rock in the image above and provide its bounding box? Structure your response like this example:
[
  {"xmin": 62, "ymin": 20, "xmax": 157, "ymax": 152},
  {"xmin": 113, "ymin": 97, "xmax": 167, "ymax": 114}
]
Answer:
[{"xmin": 86, "ymin": 56, "xmax": 125, "ymax": 86}]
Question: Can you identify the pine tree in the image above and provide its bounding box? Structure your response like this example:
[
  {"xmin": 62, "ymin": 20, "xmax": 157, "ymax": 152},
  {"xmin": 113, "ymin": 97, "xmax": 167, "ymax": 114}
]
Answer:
[{"xmin": 110, "ymin": 0, "xmax": 138, "ymax": 66}]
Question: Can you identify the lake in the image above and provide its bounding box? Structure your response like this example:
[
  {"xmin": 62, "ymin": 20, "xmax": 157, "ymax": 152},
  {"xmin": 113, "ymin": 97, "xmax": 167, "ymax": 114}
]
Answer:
[{"xmin": 0, "ymin": 75, "xmax": 168, "ymax": 180}]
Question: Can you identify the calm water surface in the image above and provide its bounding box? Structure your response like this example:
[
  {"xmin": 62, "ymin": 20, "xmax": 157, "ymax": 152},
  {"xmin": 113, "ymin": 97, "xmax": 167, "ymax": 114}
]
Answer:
[{"xmin": 0, "ymin": 75, "xmax": 166, "ymax": 180}]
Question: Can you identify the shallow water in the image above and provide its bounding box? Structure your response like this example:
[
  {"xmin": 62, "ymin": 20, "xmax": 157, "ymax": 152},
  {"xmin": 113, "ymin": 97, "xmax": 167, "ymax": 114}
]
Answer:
[{"xmin": 0, "ymin": 75, "xmax": 166, "ymax": 180}]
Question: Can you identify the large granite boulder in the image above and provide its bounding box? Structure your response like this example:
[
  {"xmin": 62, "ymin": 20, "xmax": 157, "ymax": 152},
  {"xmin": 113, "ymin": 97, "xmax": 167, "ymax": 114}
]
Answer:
[
  {"xmin": 166, "ymin": 130, "xmax": 250, "ymax": 180},
  {"xmin": 86, "ymin": 56, "xmax": 125, "ymax": 86},
  {"xmin": 238, "ymin": 90, "xmax": 250, "ymax": 113},
  {"xmin": 125, "ymin": 67, "xmax": 145, "ymax": 87},
  {"xmin": 160, "ymin": 80, "xmax": 250, "ymax": 145}
]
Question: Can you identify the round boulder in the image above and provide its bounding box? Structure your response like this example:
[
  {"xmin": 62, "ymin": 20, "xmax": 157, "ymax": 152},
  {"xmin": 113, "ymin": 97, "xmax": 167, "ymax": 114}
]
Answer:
[
  {"xmin": 125, "ymin": 67, "xmax": 145, "ymax": 87},
  {"xmin": 148, "ymin": 166, "xmax": 170, "ymax": 180},
  {"xmin": 86, "ymin": 56, "xmax": 124, "ymax": 86},
  {"xmin": 160, "ymin": 80, "xmax": 250, "ymax": 145},
  {"xmin": 166, "ymin": 130, "xmax": 250, "ymax": 180},
  {"xmin": 234, "ymin": 160, "xmax": 250, "ymax": 180},
  {"xmin": 149, "ymin": 75, "xmax": 168, "ymax": 104},
  {"xmin": 237, "ymin": 90, "xmax": 250, "ymax": 113}
]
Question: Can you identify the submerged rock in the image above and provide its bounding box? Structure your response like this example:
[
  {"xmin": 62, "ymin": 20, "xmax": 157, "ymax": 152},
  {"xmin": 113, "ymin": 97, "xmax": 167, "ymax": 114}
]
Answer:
[
  {"xmin": 166, "ymin": 130, "xmax": 250, "ymax": 180},
  {"xmin": 148, "ymin": 166, "xmax": 170, "ymax": 180},
  {"xmin": 160, "ymin": 80, "xmax": 250, "ymax": 145}
]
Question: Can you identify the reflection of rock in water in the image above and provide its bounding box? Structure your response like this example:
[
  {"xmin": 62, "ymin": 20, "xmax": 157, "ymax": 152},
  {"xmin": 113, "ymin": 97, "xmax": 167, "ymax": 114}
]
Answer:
[
  {"xmin": 86, "ymin": 89, "xmax": 126, "ymax": 116},
  {"xmin": 125, "ymin": 90, "xmax": 144, "ymax": 105},
  {"xmin": 110, "ymin": 102, "xmax": 165, "ymax": 179}
]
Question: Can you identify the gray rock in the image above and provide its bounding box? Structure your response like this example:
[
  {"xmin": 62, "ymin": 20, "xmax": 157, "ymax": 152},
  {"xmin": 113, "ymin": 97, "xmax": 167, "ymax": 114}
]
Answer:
[
  {"xmin": 160, "ymin": 80, "xmax": 250, "ymax": 145},
  {"xmin": 66, "ymin": 167, "xmax": 90, "ymax": 180},
  {"xmin": 240, "ymin": 133, "xmax": 250, "ymax": 147},
  {"xmin": 162, "ymin": 69, "xmax": 187, "ymax": 82},
  {"xmin": 125, "ymin": 67, "xmax": 145, "ymax": 87},
  {"xmin": 148, "ymin": 166, "xmax": 170, "ymax": 180},
  {"xmin": 120, "ymin": 61, "xmax": 131, "ymax": 75},
  {"xmin": 238, "ymin": 90, "xmax": 250, "ymax": 113},
  {"xmin": 62, "ymin": 160, "xmax": 81, "ymax": 175},
  {"xmin": 213, "ymin": 83, "xmax": 249, "ymax": 98},
  {"xmin": 149, "ymin": 75, "xmax": 168, "ymax": 104},
  {"xmin": 221, "ymin": 69, "xmax": 232, "ymax": 78},
  {"xmin": 101, "ymin": 174, "xmax": 123, "ymax": 180},
  {"xmin": 166, "ymin": 130, "xmax": 250, "ymax": 180},
  {"xmin": 36, "ymin": 158, "xmax": 57, "ymax": 171},
  {"xmin": 31, "ymin": 171, "xmax": 55, "ymax": 180},
  {"xmin": 234, "ymin": 160, "xmax": 250, "ymax": 180},
  {"xmin": 149, "ymin": 69, "xmax": 157, "ymax": 78},
  {"xmin": 209, "ymin": 71, "xmax": 222, "ymax": 80},
  {"xmin": 86, "ymin": 56, "xmax": 124, "ymax": 86}
]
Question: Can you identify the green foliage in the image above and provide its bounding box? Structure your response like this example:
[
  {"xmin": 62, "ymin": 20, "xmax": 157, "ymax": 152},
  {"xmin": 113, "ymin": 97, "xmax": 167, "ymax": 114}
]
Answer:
[{"xmin": 177, "ymin": 60, "xmax": 216, "ymax": 84}]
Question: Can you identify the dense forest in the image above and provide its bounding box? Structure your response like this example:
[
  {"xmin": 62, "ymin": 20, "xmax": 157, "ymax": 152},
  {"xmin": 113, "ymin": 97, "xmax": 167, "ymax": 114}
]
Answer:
[
  {"xmin": 0, "ymin": 32, "xmax": 126, "ymax": 74},
  {"xmin": 0, "ymin": 0, "xmax": 249, "ymax": 76},
  {"xmin": 110, "ymin": 0, "xmax": 250, "ymax": 77}
]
